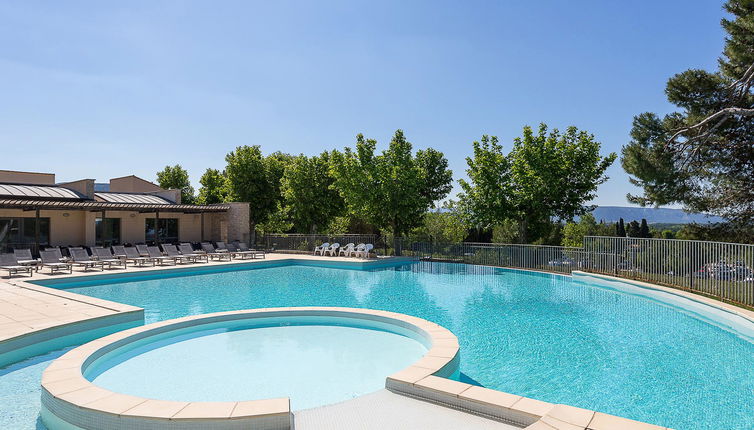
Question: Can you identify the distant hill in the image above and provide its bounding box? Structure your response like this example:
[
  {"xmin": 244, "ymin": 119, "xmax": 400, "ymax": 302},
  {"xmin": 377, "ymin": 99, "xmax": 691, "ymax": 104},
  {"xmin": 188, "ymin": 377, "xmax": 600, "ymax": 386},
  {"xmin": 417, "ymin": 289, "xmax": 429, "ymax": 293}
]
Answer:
[{"xmin": 590, "ymin": 206, "xmax": 724, "ymax": 224}]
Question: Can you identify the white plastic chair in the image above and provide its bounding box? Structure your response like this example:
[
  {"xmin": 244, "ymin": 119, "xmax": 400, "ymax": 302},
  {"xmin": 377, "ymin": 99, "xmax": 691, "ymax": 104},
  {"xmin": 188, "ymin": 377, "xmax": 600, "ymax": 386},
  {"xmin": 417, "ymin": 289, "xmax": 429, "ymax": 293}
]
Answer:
[
  {"xmin": 325, "ymin": 243, "xmax": 340, "ymax": 256},
  {"xmin": 348, "ymin": 243, "xmax": 365, "ymax": 257},
  {"xmin": 314, "ymin": 242, "xmax": 329, "ymax": 256},
  {"xmin": 338, "ymin": 243, "xmax": 355, "ymax": 256},
  {"xmin": 354, "ymin": 243, "xmax": 373, "ymax": 258}
]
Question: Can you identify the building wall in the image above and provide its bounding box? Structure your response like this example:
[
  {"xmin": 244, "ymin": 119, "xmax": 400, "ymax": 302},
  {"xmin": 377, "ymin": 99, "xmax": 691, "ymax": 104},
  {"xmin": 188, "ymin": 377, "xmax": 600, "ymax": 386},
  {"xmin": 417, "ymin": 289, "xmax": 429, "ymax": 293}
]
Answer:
[
  {"xmin": 0, "ymin": 170, "xmax": 55, "ymax": 185},
  {"xmin": 1, "ymin": 209, "xmax": 233, "ymax": 247},
  {"xmin": 0, "ymin": 209, "xmax": 87, "ymax": 246},
  {"xmin": 109, "ymin": 176, "xmax": 163, "ymax": 193}
]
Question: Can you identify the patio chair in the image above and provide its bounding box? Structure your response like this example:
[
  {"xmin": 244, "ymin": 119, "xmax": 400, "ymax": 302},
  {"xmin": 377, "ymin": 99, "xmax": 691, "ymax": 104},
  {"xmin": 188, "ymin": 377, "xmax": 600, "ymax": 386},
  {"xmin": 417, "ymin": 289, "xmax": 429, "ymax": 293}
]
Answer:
[
  {"xmin": 135, "ymin": 244, "xmax": 150, "ymax": 257},
  {"xmin": 13, "ymin": 248, "xmax": 39, "ymax": 271},
  {"xmin": 162, "ymin": 244, "xmax": 195, "ymax": 264},
  {"xmin": 147, "ymin": 246, "xmax": 177, "ymax": 265},
  {"xmin": 39, "ymin": 249, "xmax": 72, "ymax": 274},
  {"xmin": 324, "ymin": 243, "xmax": 340, "ymax": 256},
  {"xmin": 314, "ymin": 242, "xmax": 329, "ymax": 256},
  {"xmin": 348, "ymin": 243, "xmax": 366, "ymax": 257},
  {"xmin": 179, "ymin": 243, "xmax": 209, "ymax": 263},
  {"xmin": 237, "ymin": 242, "xmax": 265, "ymax": 259},
  {"xmin": 0, "ymin": 253, "xmax": 34, "ymax": 278},
  {"xmin": 68, "ymin": 248, "xmax": 107, "ymax": 271},
  {"xmin": 201, "ymin": 243, "xmax": 232, "ymax": 261},
  {"xmin": 92, "ymin": 247, "xmax": 127, "ymax": 269},
  {"xmin": 338, "ymin": 243, "xmax": 355, "ymax": 256},
  {"xmin": 123, "ymin": 246, "xmax": 155, "ymax": 266},
  {"xmin": 353, "ymin": 243, "xmax": 373, "ymax": 258}
]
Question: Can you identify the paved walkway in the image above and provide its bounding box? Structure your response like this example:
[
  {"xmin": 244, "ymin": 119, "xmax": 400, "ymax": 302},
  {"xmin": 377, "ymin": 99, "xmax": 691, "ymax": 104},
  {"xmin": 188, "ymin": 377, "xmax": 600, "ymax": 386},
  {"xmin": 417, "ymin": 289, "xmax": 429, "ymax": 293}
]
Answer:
[{"xmin": 295, "ymin": 389, "xmax": 519, "ymax": 430}]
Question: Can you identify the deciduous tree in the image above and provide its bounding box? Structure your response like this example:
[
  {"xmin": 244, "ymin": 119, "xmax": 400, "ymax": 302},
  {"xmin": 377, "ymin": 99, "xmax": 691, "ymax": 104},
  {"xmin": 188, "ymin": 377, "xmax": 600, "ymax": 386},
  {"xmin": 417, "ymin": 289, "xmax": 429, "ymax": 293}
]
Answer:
[
  {"xmin": 281, "ymin": 152, "xmax": 344, "ymax": 233},
  {"xmin": 156, "ymin": 165, "xmax": 195, "ymax": 204},
  {"xmin": 196, "ymin": 168, "xmax": 228, "ymax": 205},
  {"xmin": 330, "ymin": 130, "xmax": 453, "ymax": 254},
  {"xmin": 460, "ymin": 124, "xmax": 616, "ymax": 243},
  {"xmin": 224, "ymin": 146, "xmax": 288, "ymax": 243}
]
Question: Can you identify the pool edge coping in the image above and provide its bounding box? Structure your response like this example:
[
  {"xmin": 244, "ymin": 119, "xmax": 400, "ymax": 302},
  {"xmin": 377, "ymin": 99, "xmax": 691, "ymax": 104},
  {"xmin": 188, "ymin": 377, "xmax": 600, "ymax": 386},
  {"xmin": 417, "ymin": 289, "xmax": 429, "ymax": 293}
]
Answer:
[{"xmin": 39, "ymin": 307, "xmax": 460, "ymax": 430}]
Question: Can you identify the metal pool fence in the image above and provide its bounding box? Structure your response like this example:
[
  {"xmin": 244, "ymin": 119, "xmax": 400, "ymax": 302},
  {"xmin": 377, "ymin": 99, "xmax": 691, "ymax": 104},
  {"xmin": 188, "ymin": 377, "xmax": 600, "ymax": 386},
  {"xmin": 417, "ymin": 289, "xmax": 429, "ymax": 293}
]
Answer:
[
  {"xmin": 582, "ymin": 236, "xmax": 754, "ymax": 307},
  {"xmin": 262, "ymin": 234, "xmax": 754, "ymax": 307}
]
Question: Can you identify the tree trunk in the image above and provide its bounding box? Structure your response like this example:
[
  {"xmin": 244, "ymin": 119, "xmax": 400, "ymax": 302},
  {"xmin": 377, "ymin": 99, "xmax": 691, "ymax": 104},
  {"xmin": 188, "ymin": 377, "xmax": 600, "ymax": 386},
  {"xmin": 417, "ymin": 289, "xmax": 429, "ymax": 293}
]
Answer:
[
  {"xmin": 393, "ymin": 235, "xmax": 402, "ymax": 256},
  {"xmin": 519, "ymin": 217, "xmax": 529, "ymax": 244},
  {"xmin": 249, "ymin": 219, "xmax": 256, "ymax": 246}
]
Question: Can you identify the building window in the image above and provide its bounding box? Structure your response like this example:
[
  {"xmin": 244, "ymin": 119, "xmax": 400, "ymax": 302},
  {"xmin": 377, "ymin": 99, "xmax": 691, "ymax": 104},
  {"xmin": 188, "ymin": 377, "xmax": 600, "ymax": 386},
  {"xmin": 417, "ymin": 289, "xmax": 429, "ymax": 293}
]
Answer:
[
  {"xmin": 145, "ymin": 218, "xmax": 179, "ymax": 243},
  {"xmin": 96, "ymin": 218, "xmax": 121, "ymax": 247},
  {"xmin": 0, "ymin": 217, "xmax": 50, "ymax": 252}
]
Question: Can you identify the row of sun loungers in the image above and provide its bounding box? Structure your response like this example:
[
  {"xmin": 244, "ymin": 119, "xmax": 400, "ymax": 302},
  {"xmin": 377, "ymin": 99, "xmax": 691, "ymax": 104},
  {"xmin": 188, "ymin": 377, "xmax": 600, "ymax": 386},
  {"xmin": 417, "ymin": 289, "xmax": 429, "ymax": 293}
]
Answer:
[
  {"xmin": 0, "ymin": 242, "xmax": 265, "ymax": 278},
  {"xmin": 313, "ymin": 242, "xmax": 374, "ymax": 258}
]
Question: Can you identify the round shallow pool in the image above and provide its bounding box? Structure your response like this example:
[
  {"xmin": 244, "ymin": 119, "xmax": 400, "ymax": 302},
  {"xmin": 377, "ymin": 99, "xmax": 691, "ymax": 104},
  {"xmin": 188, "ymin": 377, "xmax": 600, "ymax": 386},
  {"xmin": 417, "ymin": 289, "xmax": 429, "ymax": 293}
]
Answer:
[
  {"xmin": 40, "ymin": 307, "xmax": 459, "ymax": 430},
  {"xmin": 88, "ymin": 324, "xmax": 426, "ymax": 409}
]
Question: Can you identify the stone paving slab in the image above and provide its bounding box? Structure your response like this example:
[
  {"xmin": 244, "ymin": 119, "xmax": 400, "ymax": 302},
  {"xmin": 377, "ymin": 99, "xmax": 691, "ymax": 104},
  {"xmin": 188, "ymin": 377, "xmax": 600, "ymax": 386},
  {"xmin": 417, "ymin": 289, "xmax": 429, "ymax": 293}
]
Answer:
[{"xmin": 294, "ymin": 389, "xmax": 520, "ymax": 430}]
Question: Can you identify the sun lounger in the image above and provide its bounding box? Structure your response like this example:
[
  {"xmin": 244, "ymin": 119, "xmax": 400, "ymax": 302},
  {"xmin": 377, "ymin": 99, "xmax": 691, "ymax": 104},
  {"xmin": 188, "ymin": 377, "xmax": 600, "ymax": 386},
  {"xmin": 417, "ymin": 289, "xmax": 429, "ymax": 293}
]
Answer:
[
  {"xmin": 201, "ymin": 243, "xmax": 232, "ymax": 261},
  {"xmin": 0, "ymin": 253, "xmax": 34, "ymax": 278},
  {"xmin": 324, "ymin": 243, "xmax": 340, "ymax": 256},
  {"xmin": 314, "ymin": 242, "xmax": 329, "ymax": 256},
  {"xmin": 68, "ymin": 248, "xmax": 107, "ymax": 271},
  {"xmin": 92, "ymin": 247, "xmax": 127, "ymax": 269},
  {"xmin": 178, "ymin": 244, "xmax": 209, "ymax": 263},
  {"xmin": 122, "ymin": 246, "xmax": 155, "ymax": 266},
  {"xmin": 110, "ymin": 245, "xmax": 127, "ymax": 259},
  {"xmin": 39, "ymin": 249, "xmax": 72, "ymax": 274},
  {"xmin": 225, "ymin": 242, "xmax": 254, "ymax": 259},
  {"xmin": 13, "ymin": 248, "xmax": 39, "ymax": 271},
  {"xmin": 135, "ymin": 244, "xmax": 150, "ymax": 257},
  {"xmin": 237, "ymin": 242, "xmax": 265, "ymax": 259},
  {"xmin": 147, "ymin": 246, "xmax": 177, "ymax": 265},
  {"xmin": 215, "ymin": 241, "xmax": 229, "ymax": 252},
  {"xmin": 162, "ymin": 244, "xmax": 196, "ymax": 264}
]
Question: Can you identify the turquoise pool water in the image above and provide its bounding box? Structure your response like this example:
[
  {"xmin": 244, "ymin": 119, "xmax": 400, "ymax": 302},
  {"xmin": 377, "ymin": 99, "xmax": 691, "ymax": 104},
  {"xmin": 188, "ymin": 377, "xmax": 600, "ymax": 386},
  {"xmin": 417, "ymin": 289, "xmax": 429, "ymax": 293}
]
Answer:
[
  {"xmin": 2, "ymin": 261, "xmax": 753, "ymax": 429},
  {"xmin": 89, "ymin": 324, "xmax": 427, "ymax": 409}
]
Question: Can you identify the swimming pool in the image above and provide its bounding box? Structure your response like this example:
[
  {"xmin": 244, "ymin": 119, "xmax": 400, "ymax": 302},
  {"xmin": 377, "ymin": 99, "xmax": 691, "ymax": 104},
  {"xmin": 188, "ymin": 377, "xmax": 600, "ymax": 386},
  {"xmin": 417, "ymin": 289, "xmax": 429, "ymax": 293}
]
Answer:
[
  {"xmin": 3, "ymin": 261, "xmax": 754, "ymax": 429},
  {"xmin": 87, "ymin": 320, "xmax": 428, "ymax": 410}
]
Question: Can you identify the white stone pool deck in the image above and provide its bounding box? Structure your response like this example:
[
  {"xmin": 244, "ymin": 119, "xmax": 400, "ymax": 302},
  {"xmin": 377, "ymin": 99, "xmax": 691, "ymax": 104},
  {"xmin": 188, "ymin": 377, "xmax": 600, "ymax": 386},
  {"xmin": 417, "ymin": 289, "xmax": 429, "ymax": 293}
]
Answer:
[{"xmin": 0, "ymin": 254, "xmax": 675, "ymax": 430}]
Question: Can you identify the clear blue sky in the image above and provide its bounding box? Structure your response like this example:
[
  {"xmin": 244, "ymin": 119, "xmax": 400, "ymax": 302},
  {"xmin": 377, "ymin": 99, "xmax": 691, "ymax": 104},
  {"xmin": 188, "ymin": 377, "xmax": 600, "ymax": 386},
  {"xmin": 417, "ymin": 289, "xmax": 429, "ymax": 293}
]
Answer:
[{"xmin": 0, "ymin": 1, "xmax": 726, "ymax": 206}]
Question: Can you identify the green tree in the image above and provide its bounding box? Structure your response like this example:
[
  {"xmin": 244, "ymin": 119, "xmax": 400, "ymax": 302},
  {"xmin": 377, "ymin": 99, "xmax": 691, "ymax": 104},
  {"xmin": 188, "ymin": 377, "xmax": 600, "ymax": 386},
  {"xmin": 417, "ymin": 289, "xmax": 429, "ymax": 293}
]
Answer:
[
  {"xmin": 330, "ymin": 130, "xmax": 453, "ymax": 254},
  {"xmin": 622, "ymin": 1, "xmax": 754, "ymax": 223},
  {"xmin": 411, "ymin": 204, "xmax": 468, "ymax": 243},
  {"xmin": 561, "ymin": 214, "xmax": 614, "ymax": 247},
  {"xmin": 156, "ymin": 165, "xmax": 195, "ymax": 204},
  {"xmin": 616, "ymin": 218, "xmax": 626, "ymax": 237},
  {"xmin": 627, "ymin": 220, "xmax": 641, "ymax": 237},
  {"xmin": 224, "ymin": 146, "xmax": 288, "ymax": 243},
  {"xmin": 281, "ymin": 152, "xmax": 344, "ymax": 233},
  {"xmin": 196, "ymin": 168, "xmax": 228, "ymax": 205},
  {"xmin": 639, "ymin": 218, "xmax": 651, "ymax": 238},
  {"xmin": 459, "ymin": 124, "xmax": 616, "ymax": 243}
]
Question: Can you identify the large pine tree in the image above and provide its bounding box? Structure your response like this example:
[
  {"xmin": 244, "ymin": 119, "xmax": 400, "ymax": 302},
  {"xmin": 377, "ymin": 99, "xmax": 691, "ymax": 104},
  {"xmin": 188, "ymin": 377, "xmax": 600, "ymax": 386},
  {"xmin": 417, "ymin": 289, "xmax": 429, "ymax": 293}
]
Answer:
[{"xmin": 621, "ymin": 1, "xmax": 754, "ymax": 223}]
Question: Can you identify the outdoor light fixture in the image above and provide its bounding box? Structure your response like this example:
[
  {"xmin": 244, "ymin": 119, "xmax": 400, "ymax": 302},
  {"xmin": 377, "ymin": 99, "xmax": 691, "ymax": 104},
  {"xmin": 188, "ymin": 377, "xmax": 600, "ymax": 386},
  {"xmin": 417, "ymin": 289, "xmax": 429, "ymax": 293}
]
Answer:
[{"xmin": 62, "ymin": 213, "xmax": 69, "ymax": 217}]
